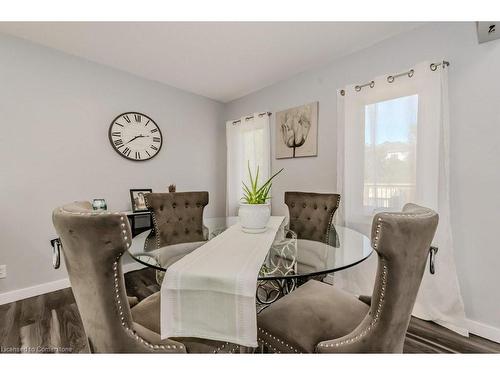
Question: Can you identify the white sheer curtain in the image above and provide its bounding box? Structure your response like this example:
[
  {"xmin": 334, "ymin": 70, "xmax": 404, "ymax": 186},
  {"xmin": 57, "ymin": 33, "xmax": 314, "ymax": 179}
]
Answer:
[
  {"xmin": 335, "ymin": 61, "xmax": 468, "ymax": 335},
  {"xmin": 226, "ymin": 113, "xmax": 271, "ymax": 216}
]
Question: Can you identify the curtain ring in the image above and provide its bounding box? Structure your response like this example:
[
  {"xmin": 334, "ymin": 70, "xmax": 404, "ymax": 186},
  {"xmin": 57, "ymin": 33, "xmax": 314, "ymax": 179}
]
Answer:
[
  {"xmin": 340, "ymin": 89, "xmax": 345, "ymax": 96},
  {"xmin": 355, "ymin": 85, "xmax": 361, "ymax": 92},
  {"xmin": 408, "ymin": 69, "xmax": 414, "ymax": 78},
  {"xmin": 387, "ymin": 76, "xmax": 394, "ymax": 83},
  {"xmin": 369, "ymin": 81, "xmax": 375, "ymax": 88},
  {"xmin": 430, "ymin": 63, "xmax": 437, "ymax": 71}
]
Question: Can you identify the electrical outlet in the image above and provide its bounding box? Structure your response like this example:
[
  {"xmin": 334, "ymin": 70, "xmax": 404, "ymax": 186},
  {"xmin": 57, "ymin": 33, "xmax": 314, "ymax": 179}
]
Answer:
[{"xmin": 0, "ymin": 264, "xmax": 6, "ymax": 279}]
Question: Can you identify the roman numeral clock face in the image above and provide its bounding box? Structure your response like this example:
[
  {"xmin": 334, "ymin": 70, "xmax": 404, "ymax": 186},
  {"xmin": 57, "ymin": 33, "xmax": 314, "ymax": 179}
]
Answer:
[{"xmin": 108, "ymin": 112, "xmax": 163, "ymax": 161}]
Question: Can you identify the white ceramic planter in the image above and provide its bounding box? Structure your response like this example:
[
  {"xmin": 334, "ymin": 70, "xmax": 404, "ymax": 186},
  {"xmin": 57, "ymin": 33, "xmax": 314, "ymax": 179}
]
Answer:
[{"xmin": 238, "ymin": 203, "xmax": 271, "ymax": 233}]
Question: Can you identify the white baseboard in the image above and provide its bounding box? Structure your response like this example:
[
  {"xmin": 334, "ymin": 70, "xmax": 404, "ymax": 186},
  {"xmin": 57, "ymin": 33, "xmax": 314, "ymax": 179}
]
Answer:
[
  {"xmin": 0, "ymin": 278, "xmax": 71, "ymax": 306},
  {"xmin": 0, "ymin": 261, "xmax": 145, "ymax": 306},
  {"xmin": 466, "ymin": 318, "xmax": 500, "ymax": 344}
]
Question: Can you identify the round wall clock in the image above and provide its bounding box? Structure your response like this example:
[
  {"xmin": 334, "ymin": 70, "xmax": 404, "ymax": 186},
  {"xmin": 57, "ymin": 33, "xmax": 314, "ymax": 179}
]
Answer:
[{"xmin": 108, "ymin": 112, "xmax": 163, "ymax": 161}]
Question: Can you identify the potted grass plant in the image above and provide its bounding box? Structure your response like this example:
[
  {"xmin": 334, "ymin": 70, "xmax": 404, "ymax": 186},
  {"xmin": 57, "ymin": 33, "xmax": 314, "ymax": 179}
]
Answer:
[{"xmin": 239, "ymin": 163, "xmax": 283, "ymax": 233}]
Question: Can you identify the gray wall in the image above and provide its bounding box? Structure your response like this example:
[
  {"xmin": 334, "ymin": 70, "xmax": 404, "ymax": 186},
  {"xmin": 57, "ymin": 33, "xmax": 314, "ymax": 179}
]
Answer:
[
  {"xmin": 224, "ymin": 22, "xmax": 500, "ymax": 332},
  {"xmin": 1, "ymin": 22, "xmax": 499, "ymax": 337},
  {"xmin": 0, "ymin": 33, "xmax": 226, "ymax": 294}
]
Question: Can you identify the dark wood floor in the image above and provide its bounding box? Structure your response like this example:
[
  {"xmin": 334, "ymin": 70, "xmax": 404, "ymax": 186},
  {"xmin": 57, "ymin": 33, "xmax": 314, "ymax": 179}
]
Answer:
[{"xmin": 1, "ymin": 268, "xmax": 499, "ymax": 354}]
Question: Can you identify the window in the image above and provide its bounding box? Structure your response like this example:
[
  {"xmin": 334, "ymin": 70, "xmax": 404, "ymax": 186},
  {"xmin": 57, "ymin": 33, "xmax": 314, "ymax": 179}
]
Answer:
[
  {"xmin": 226, "ymin": 114, "xmax": 270, "ymax": 215},
  {"xmin": 337, "ymin": 61, "xmax": 466, "ymax": 333},
  {"xmin": 363, "ymin": 94, "xmax": 418, "ymax": 211},
  {"xmin": 242, "ymin": 127, "xmax": 265, "ymax": 178}
]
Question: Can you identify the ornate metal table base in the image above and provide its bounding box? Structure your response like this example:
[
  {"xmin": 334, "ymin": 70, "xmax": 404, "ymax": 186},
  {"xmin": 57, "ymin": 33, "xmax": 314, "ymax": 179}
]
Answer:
[
  {"xmin": 256, "ymin": 230, "xmax": 299, "ymax": 312},
  {"xmin": 151, "ymin": 227, "xmax": 306, "ymax": 312}
]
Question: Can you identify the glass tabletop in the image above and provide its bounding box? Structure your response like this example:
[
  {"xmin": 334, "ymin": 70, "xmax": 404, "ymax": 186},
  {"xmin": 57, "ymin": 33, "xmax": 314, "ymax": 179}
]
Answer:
[{"xmin": 127, "ymin": 216, "xmax": 373, "ymax": 281}]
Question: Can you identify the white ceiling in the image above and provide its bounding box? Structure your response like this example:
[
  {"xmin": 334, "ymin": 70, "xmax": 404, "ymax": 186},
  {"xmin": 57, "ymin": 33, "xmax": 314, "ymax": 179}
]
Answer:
[{"xmin": 0, "ymin": 22, "xmax": 422, "ymax": 102}]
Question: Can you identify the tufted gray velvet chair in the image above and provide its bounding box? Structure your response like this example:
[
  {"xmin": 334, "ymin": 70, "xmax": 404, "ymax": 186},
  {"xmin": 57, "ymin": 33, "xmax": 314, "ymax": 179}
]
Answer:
[
  {"xmin": 144, "ymin": 192, "xmax": 208, "ymax": 249},
  {"xmin": 257, "ymin": 203, "xmax": 439, "ymax": 353},
  {"xmin": 53, "ymin": 201, "xmax": 240, "ymax": 353},
  {"xmin": 284, "ymin": 192, "xmax": 341, "ymax": 243},
  {"xmin": 52, "ymin": 202, "xmax": 186, "ymax": 353}
]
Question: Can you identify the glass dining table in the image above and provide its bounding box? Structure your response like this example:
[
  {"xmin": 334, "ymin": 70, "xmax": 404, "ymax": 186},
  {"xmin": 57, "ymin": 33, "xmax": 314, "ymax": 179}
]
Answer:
[{"xmin": 128, "ymin": 216, "xmax": 373, "ymax": 310}]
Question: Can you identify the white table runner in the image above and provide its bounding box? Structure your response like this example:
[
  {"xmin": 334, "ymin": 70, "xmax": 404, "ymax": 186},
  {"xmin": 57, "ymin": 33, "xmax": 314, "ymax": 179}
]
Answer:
[{"xmin": 161, "ymin": 216, "xmax": 285, "ymax": 347}]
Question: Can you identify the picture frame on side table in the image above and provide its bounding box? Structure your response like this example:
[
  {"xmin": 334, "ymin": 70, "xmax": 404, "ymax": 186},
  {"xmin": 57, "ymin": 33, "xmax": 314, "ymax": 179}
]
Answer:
[{"xmin": 130, "ymin": 189, "xmax": 152, "ymax": 212}]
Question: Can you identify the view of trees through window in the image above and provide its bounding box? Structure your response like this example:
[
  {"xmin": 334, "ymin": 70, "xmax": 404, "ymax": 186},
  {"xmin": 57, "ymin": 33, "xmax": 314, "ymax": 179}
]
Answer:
[{"xmin": 364, "ymin": 94, "xmax": 418, "ymax": 210}]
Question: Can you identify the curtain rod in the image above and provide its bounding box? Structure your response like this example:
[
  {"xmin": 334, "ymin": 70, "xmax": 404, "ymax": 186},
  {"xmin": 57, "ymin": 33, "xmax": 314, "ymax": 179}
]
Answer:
[
  {"xmin": 339, "ymin": 60, "xmax": 450, "ymax": 96},
  {"xmin": 232, "ymin": 111, "xmax": 272, "ymax": 125}
]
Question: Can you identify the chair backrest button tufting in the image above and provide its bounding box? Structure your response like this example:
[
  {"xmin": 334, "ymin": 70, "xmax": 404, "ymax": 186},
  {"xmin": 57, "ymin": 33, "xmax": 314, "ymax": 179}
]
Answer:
[
  {"xmin": 144, "ymin": 192, "xmax": 209, "ymax": 247},
  {"xmin": 284, "ymin": 192, "xmax": 341, "ymax": 242}
]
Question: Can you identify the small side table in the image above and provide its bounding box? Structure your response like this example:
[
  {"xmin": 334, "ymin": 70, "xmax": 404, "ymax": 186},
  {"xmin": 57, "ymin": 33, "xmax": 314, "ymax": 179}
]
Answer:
[{"xmin": 123, "ymin": 211, "xmax": 152, "ymax": 237}]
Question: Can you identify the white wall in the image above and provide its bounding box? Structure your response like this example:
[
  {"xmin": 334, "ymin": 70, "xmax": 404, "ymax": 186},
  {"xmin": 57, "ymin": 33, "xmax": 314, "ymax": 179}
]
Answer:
[
  {"xmin": 224, "ymin": 22, "xmax": 500, "ymax": 336},
  {"xmin": 0, "ymin": 33, "xmax": 226, "ymax": 295}
]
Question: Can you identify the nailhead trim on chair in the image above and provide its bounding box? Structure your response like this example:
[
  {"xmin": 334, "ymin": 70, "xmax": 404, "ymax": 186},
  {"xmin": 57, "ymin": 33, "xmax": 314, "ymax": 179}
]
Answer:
[
  {"xmin": 272, "ymin": 208, "xmax": 432, "ymax": 352},
  {"xmin": 144, "ymin": 232, "xmax": 151, "ymax": 252},
  {"xmin": 213, "ymin": 342, "xmax": 227, "ymax": 353},
  {"xmin": 318, "ymin": 217, "xmax": 388, "ymax": 350},
  {"xmin": 212, "ymin": 342, "xmax": 241, "ymax": 354},
  {"xmin": 257, "ymin": 327, "xmax": 301, "ymax": 353},
  {"xmin": 59, "ymin": 207, "xmax": 185, "ymax": 352},
  {"xmin": 372, "ymin": 217, "xmax": 382, "ymax": 249},
  {"xmin": 371, "ymin": 211, "xmax": 435, "ymax": 249},
  {"xmin": 108, "ymin": 208, "xmax": 239, "ymax": 354},
  {"xmin": 144, "ymin": 196, "xmax": 161, "ymax": 249},
  {"xmin": 325, "ymin": 195, "xmax": 341, "ymax": 244},
  {"xmin": 317, "ymin": 259, "xmax": 388, "ymax": 349},
  {"xmin": 113, "ymin": 215, "xmax": 184, "ymax": 352}
]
